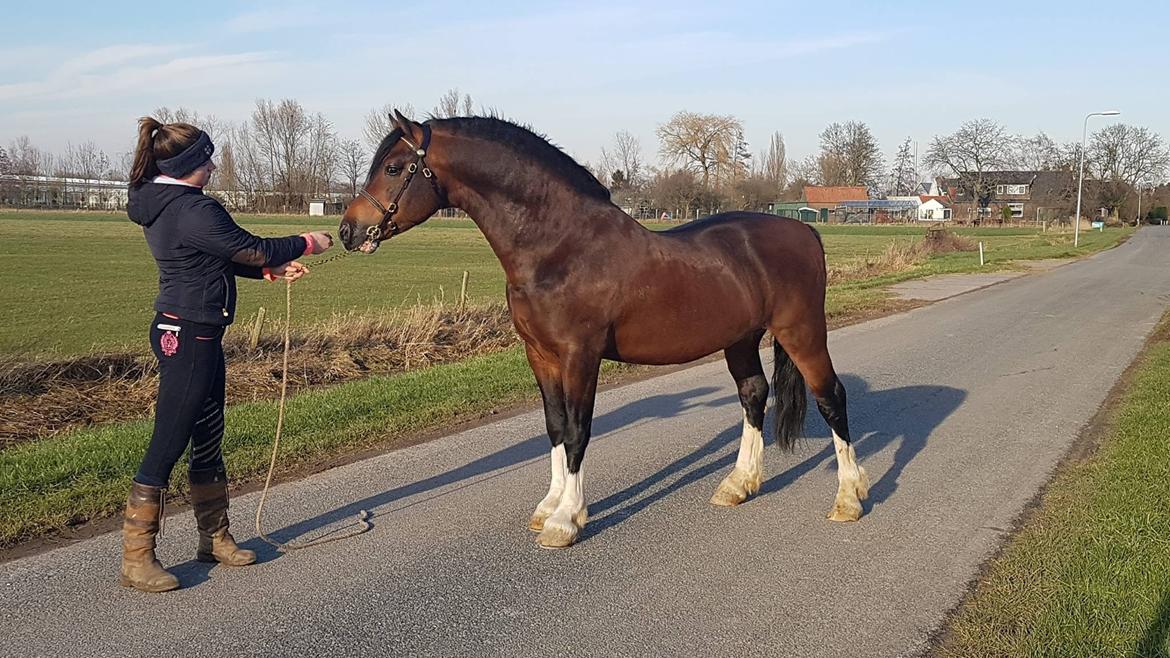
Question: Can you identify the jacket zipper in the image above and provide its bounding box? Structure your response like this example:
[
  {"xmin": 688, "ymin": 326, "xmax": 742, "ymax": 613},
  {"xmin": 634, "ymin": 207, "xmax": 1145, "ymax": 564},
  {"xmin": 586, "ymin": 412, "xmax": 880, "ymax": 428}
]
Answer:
[{"xmin": 221, "ymin": 274, "xmax": 231, "ymax": 318}]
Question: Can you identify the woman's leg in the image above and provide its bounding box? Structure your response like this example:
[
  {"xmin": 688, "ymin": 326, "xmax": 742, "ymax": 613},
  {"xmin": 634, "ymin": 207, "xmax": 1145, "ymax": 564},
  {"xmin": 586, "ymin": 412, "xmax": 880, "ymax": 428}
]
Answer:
[{"xmin": 187, "ymin": 341, "xmax": 255, "ymax": 566}]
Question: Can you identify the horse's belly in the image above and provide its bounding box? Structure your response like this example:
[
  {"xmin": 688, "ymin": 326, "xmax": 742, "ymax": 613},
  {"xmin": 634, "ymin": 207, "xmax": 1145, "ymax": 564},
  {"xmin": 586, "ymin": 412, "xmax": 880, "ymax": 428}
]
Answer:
[{"xmin": 608, "ymin": 310, "xmax": 755, "ymax": 365}]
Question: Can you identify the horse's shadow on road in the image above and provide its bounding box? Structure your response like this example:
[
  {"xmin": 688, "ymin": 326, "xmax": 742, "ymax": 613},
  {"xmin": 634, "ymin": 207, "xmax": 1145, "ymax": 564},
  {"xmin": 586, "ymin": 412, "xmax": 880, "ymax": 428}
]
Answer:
[
  {"xmin": 172, "ymin": 373, "xmax": 963, "ymax": 581},
  {"xmin": 582, "ymin": 374, "xmax": 965, "ymax": 539},
  {"xmin": 171, "ymin": 385, "xmax": 734, "ymax": 581}
]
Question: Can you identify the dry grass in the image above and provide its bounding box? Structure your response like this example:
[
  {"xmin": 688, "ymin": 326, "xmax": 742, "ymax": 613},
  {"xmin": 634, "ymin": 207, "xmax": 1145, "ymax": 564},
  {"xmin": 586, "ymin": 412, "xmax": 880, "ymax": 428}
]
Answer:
[
  {"xmin": 0, "ymin": 302, "xmax": 518, "ymax": 449},
  {"xmin": 827, "ymin": 228, "xmax": 976, "ymax": 284}
]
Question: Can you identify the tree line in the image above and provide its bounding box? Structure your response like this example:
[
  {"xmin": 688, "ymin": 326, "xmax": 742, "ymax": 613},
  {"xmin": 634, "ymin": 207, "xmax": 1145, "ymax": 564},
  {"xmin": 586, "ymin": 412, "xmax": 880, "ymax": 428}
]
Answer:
[{"xmin": 2, "ymin": 91, "xmax": 1168, "ymax": 218}]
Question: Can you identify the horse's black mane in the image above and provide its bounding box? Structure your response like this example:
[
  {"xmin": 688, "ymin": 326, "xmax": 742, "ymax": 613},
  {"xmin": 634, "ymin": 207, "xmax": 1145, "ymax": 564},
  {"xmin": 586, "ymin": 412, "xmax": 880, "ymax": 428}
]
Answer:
[{"xmin": 367, "ymin": 116, "xmax": 610, "ymax": 202}]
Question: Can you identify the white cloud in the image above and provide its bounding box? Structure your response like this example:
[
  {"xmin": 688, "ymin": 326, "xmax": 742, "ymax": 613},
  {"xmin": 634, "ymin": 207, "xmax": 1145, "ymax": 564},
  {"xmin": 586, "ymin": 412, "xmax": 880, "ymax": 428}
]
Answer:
[
  {"xmin": 56, "ymin": 44, "xmax": 187, "ymax": 77},
  {"xmin": 0, "ymin": 46, "xmax": 281, "ymax": 103}
]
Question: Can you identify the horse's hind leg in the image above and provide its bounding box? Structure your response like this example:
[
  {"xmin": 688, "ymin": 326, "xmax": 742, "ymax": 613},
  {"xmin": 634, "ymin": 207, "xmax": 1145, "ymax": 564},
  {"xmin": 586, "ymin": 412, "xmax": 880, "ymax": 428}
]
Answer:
[
  {"xmin": 775, "ymin": 324, "xmax": 869, "ymax": 522},
  {"xmin": 711, "ymin": 331, "xmax": 769, "ymax": 507}
]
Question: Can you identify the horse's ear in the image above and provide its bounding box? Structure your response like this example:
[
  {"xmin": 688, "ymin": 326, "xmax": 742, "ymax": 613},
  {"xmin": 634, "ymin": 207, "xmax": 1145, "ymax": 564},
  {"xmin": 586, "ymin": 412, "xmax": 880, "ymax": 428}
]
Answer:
[{"xmin": 391, "ymin": 108, "xmax": 423, "ymax": 146}]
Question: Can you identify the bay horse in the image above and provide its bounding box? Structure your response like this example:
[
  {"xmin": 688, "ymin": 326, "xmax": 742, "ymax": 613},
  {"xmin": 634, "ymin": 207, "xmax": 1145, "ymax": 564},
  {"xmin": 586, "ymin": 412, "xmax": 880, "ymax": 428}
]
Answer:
[{"xmin": 339, "ymin": 111, "xmax": 868, "ymax": 548}]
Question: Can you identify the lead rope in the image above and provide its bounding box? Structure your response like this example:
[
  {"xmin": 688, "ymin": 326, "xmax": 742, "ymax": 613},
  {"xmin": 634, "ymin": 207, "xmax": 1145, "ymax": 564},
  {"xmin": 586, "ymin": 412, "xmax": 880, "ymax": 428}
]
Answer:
[{"xmin": 254, "ymin": 263, "xmax": 371, "ymax": 551}]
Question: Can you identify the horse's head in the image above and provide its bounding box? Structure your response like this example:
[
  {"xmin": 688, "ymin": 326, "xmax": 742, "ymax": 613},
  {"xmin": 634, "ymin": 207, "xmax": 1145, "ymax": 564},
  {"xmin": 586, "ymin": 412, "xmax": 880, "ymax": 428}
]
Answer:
[{"xmin": 339, "ymin": 110, "xmax": 448, "ymax": 253}]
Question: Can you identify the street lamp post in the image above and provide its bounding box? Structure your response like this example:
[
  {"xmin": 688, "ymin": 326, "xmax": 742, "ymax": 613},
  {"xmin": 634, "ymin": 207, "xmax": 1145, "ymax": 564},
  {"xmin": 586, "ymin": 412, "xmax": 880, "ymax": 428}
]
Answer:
[{"xmin": 1074, "ymin": 110, "xmax": 1121, "ymax": 247}]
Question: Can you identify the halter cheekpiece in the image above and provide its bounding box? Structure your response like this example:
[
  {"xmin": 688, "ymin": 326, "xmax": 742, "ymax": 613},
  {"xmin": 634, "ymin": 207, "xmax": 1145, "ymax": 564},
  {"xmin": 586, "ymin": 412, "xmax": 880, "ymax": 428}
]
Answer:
[{"xmin": 358, "ymin": 123, "xmax": 443, "ymax": 243}]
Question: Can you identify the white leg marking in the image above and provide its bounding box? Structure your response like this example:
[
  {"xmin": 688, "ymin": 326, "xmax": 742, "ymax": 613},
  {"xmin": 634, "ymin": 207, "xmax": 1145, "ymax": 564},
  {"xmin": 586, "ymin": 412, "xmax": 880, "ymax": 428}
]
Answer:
[
  {"xmin": 734, "ymin": 409, "xmax": 765, "ymax": 480},
  {"xmin": 711, "ymin": 410, "xmax": 765, "ymax": 506},
  {"xmin": 529, "ymin": 445, "xmax": 566, "ymax": 531},
  {"xmin": 827, "ymin": 430, "xmax": 869, "ymax": 522},
  {"xmin": 536, "ymin": 465, "xmax": 586, "ymax": 548}
]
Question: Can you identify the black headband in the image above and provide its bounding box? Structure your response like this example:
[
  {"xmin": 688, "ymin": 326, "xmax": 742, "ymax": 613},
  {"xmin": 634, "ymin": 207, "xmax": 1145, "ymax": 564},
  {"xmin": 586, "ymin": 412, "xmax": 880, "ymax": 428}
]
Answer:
[{"xmin": 157, "ymin": 131, "xmax": 214, "ymax": 178}]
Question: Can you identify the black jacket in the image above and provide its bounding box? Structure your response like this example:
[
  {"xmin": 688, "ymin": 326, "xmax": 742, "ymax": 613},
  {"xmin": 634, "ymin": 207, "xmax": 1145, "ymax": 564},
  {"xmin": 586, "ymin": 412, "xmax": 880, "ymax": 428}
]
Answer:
[{"xmin": 128, "ymin": 183, "xmax": 306, "ymax": 325}]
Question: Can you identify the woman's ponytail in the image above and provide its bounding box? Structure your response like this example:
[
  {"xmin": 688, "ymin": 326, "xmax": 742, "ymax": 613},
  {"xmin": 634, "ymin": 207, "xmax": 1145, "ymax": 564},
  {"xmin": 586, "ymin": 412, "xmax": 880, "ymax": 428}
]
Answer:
[{"xmin": 129, "ymin": 117, "xmax": 162, "ymax": 187}]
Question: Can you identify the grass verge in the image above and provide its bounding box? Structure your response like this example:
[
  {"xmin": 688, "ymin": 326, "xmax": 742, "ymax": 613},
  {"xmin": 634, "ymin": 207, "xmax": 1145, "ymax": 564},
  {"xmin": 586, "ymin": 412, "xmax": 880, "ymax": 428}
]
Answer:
[
  {"xmin": 936, "ymin": 315, "xmax": 1170, "ymax": 657},
  {"xmin": 0, "ymin": 344, "xmax": 574, "ymax": 548}
]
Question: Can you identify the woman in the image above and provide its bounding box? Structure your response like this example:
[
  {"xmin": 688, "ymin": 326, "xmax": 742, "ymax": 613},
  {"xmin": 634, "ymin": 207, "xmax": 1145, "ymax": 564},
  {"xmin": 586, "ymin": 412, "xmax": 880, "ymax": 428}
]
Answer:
[{"xmin": 122, "ymin": 117, "xmax": 333, "ymax": 592}]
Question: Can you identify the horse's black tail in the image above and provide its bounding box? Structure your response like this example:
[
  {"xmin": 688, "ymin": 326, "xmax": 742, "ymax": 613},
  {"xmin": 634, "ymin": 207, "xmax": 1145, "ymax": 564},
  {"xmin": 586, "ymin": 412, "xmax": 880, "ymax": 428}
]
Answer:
[{"xmin": 771, "ymin": 338, "xmax": 806, "ymax": 452}]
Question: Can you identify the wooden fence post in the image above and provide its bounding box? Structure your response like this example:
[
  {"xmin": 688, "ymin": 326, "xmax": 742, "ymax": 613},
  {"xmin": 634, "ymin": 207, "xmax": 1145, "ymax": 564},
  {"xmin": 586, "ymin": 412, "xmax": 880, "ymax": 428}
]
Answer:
[{"xmin": 249, "ymin": 307, "xmax": 266, "ymax": 351}]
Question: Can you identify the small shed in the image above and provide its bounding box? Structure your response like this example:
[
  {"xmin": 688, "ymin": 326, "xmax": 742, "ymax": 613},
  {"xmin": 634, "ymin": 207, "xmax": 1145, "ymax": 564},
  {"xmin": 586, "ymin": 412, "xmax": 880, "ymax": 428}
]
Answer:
[{"xmin": 767, "ymin": 202, "xmax": 823, "ymax": 222}]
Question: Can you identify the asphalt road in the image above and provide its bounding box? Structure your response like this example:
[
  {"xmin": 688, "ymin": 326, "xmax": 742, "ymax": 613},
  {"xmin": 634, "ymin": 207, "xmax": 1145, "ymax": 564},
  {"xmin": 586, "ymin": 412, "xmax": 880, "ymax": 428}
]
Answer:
[{"xmin": 5, "ymin": 228, "xmax": 1170, "ymax": 658}]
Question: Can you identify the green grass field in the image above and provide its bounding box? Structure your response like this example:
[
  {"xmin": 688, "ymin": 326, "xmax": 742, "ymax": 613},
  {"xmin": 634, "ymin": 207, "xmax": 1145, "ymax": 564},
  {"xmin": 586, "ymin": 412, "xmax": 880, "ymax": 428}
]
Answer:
[
  {"xmin": 0, "ymin": 209, "xmax": 1133, "ymax": 548},
  {"xmin": 940, "ymin": 316, "xmax": 1170, "ymax": 657},
  {"xmin": 0, "ymin": 210, "xmax": 1129, "ymax": 357}
]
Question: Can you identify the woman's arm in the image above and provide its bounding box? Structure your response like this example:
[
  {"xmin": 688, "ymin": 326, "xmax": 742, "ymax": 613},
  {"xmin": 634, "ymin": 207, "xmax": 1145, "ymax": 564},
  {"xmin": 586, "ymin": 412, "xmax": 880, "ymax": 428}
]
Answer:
[{"xmin": 183, "ymin": 197, "xmax": 315, "ymax": 267}]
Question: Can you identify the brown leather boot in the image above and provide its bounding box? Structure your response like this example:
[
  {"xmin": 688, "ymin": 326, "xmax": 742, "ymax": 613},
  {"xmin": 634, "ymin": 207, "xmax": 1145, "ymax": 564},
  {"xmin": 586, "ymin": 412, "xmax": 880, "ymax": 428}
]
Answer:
[
  {"xmin": 120, "ymin": 481, "xmax": 180, "ymax": 592},
  {"xmin": 189, "ymin": 468, "xmax": 255, "ymax": 566}
]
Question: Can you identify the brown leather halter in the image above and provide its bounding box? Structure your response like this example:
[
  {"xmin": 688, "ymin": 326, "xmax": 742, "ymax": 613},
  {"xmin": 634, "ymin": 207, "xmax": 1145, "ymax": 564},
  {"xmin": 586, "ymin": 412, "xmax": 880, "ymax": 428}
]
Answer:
[{"xmin": 358, "ymin": 123, "xmax": 443, "ymax": 243}]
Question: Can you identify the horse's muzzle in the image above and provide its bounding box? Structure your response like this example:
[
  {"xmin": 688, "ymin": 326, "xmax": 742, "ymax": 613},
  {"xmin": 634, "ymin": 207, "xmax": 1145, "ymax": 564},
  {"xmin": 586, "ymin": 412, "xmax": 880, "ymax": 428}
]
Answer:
[{"xmin": 338, "ymin": 220, "xmax": 364, "ymax": 252}]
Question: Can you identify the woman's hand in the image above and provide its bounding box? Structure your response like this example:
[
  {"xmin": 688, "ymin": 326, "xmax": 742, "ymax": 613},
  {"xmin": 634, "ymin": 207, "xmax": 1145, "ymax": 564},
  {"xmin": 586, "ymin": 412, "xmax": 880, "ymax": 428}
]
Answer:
[
  {"xmin": 264, "ymin": 261, "xmax": 309, "ymax": 282},
  {"xmin": 302, "ymin": 231, "xmax": 334, "ymax": 255}
]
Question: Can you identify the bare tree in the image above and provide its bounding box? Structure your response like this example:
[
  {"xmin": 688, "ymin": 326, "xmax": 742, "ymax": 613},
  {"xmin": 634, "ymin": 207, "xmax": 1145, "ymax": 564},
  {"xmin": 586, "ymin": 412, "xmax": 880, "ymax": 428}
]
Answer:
[
  {"xmin": 233, "ymin": 99, "xmax": 340, "ymax": 211},
  {"xmin": 656, "ymin": 111, "xmax": 743, "ymax": 189},
  {"xmin": 816, "ymin": 121, "xmax": 885, "ymax": 190},
  {"xmin": 600, "ymin": 130, "xmax": 644, "ymax": 191},
  {"xmin": 305, "ymin": 113, "xmax": 338, "ymax": 196},
  {"xmin": 888, "ymin": 137, "xmax": 918, "ymax": 196},
  {"xmin": 8, "ymin": 136, "xmax": 47, "ymax": 176},
  {"xmin": 0, "ymin": 146, "xmax": 9, "ymax": 175},
  {"xmin": 781, "ymin": 154, "xmax": 820, "ymax": 200},
  {"xmin": 761, "ymin": 131, "xmax": 787, "ymax": 188},
  {"xmin": 650, "ymin": 169, "xmax": 709, "ymax": 219},
  {"xmin": 152, "ymin": 106, "xmax": 220, "ymax": 141},
  {"xmin": 363, "ymin": 103, "xmax": 416, "ymax": 150},
  {"xmin": 1089, "ymin": 124, "xmax": 1170, "ymax": 191},
  {"xmin": 924, "ymin": 118, "xmax": 1016, "ymax": 213},
  {"xmin": 1014, "ymin": 132, "xmax": 1069, "ymax": 171},
  {"xmin": 338, "ymin": 139, "xmax": 366, "ymax": 198},
  {"xmin": 730, "ymin": 173, "xmax": 780, "ymax": 211},
  {"xmin": 432, "ymin": 88, "xmax": 473, "ymax": 118}
]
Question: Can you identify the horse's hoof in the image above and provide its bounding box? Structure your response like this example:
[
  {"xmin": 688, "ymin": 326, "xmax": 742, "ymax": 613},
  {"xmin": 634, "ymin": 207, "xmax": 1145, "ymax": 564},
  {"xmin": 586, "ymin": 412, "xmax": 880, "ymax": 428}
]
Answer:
[
  {"xmin": 536, "ymin": 516, "xmax": 579, "ymax": 549},
  {"xmin": 710, "ymin": 484, "xmax": 748, "ymax": 507},
  {"xmin": 827, "ymin": 496, "xmax": 863, "ymax": 522},
  {"xmin": 709, "ymin": 469, "xmax": 758, "ymax": 507},
  {"xmin": 528, "ymin": 513, "xmax": 548, "ymax": 532}
]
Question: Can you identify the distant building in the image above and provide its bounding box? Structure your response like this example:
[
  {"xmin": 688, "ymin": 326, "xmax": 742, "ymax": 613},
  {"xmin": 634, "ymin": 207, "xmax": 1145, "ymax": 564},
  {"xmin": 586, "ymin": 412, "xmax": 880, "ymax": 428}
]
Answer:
[
  {"xmin": 0, "ymin": 174, "xmax": 130, "ymax": 210},
  {"xmin": 937, "ymin": 171, "xmax": 1080, "ymax": 223},
  {"xmin": 765, "ymin": 186, "xmax": 870, "ymax": 222},
  {"xmin": 803, "ymin": 185, "xmax": 869, "ymax": 210}
]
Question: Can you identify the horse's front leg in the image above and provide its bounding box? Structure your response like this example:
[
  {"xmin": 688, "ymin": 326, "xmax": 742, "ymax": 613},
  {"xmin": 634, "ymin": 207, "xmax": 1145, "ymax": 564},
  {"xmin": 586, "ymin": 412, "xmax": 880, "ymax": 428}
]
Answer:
[
  {"xmin": 524, "ymin": 345, "xmax": 567, "ymax": 532},
  {"xmin": 536, "ymin": 348, "xmax": 601, "ymax": 549}
]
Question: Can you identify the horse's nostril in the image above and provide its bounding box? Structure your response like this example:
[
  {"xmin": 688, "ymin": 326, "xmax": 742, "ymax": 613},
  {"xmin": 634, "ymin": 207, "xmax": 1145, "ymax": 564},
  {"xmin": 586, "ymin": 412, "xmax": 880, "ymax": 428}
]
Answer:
[{"xmin": 339, "ymin": 222, "xmax": 353, "ymax": 244}]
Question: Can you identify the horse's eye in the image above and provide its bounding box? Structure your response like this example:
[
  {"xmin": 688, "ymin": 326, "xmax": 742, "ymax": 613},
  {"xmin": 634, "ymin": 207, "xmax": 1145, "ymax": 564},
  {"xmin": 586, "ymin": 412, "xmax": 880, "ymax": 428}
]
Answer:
[{"xmin": 385, "ymin": 165, "xmax": 401, "ymax": 176}]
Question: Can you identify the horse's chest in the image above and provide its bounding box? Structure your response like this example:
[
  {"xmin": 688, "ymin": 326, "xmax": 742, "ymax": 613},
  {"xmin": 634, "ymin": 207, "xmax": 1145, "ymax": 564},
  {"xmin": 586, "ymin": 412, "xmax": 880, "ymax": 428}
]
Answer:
[{"xmin": 506, "ymin": 285, "xmax": 555, "ymax": 343}]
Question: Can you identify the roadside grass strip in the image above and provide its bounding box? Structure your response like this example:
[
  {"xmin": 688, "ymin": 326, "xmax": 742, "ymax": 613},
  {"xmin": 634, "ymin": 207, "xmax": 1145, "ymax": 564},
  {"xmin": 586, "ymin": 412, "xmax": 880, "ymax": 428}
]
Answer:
[{"xmin": 940, "ymin": 319, "xmax": 1170, "ymax": 657}]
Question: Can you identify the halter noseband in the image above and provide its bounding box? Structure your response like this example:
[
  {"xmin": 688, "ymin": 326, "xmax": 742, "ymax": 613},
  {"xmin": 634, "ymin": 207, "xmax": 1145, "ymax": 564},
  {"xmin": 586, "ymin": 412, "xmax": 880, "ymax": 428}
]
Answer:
[{"xmin": 357, "ymin": 123, "xmax": 443, "ymax": 243}]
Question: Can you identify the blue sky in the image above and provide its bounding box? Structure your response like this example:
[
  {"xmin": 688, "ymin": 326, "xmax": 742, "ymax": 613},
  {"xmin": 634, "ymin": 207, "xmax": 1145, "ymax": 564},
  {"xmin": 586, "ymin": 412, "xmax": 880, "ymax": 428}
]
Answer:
[{"xmin": 2, "ymin": 0, "xmax": 1167, "ymax": 170}]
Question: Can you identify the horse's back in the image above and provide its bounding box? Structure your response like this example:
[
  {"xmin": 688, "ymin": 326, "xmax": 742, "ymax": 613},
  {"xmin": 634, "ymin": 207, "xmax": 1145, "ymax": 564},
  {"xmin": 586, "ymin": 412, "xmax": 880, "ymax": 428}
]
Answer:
[{"xmin": 660, "ymin": 211, "xmax": 824, "ymax": 265}]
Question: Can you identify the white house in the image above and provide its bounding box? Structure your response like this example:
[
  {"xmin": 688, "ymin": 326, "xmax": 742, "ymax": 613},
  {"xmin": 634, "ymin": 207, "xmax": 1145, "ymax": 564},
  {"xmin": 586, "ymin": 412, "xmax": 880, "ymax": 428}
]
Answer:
[{"xmin": 918, "ymin": 198, "xmax": 952, "ymax": 221}]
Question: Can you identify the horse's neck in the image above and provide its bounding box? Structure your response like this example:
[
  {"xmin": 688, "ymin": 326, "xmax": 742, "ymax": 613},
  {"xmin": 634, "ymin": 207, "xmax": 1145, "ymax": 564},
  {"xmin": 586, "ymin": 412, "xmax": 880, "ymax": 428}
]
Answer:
[{"xmin": 445, "ymin": 154, "xmax": 639, "ymax": 282}]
